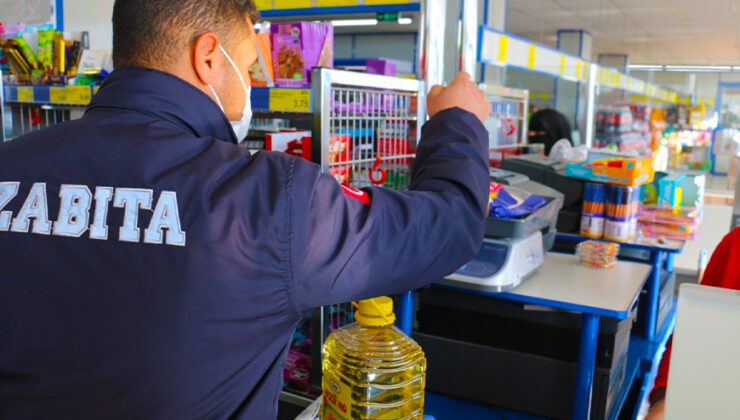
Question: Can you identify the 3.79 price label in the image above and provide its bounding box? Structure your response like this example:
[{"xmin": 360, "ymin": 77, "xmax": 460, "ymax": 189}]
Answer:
[{"xmin": 269, "ymin": 88, "xmax": 311, "ymax": 113}]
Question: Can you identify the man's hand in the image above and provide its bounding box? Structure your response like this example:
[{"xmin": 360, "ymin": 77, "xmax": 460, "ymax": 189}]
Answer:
[
  {"xmin": 427, "ymin": 72, "xmax": 491, "ymax": 123},
  {"xmin": 645, "ymin": 400, "xmax": 665, "ymax": 420}
]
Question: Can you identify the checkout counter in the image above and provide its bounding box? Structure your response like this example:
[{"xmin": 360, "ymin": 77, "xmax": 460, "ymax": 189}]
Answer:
[{"xmin": 411, "ymin": 160, "xmax": 682, "ymax": 420}]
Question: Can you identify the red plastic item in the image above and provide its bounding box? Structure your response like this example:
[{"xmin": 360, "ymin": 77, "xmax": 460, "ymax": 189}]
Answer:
[{"xmin": 369, "ymin": 155, "xmax": 387, "ymax": 185}]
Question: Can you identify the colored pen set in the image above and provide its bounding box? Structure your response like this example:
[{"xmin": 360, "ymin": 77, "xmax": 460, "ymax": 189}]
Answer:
[{"xmin": 581, "ymin": 182, "xmax": 641, "ymax": 243}]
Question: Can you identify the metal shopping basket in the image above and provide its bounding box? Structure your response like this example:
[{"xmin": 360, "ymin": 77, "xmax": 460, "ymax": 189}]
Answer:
[
  {"xmin": 484, "ymin": 85, "xmax": 530, "ymax": 167},
  {"xmin": 304, "ymin": 68, "xmax": 426, "ymax": 389}
]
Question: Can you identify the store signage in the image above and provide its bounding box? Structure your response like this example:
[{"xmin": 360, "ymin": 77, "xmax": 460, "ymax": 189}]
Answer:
[{"xmin": 377, "ymin": 11, "xmax": 400, "ymax": 22}]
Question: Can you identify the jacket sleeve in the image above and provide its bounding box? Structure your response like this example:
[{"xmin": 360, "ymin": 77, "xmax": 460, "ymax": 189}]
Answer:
[
  {"xmin": 649, "ymin": 227, "xmax": 740, "ymax": 403},
  {"xmin": 287, "ymin": 107, "xmax": 490, "ymax": 313}
]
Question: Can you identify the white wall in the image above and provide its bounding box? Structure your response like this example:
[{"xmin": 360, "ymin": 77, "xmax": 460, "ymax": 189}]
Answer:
[{"xmin": 63, "ymin": 0, "xmax": 114, "ymax": 50}]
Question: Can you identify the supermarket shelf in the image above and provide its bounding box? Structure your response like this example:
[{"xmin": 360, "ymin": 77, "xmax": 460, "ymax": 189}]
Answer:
[
  {"xmin": 3, "ymin": 84, "xmax": 313, "ymax": 114},
  {"xmin": 4, "ymin": 84, "xmax": 96, "ymax": 106},
  {"xmin": 260, "ymin": 3, "xmax": 420, "ymax": 18}
]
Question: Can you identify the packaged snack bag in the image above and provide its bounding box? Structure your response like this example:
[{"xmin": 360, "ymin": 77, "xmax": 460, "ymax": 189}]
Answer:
[{"xmin": 271, "ymin": 22, "xmax": 333, "ymax": 87}]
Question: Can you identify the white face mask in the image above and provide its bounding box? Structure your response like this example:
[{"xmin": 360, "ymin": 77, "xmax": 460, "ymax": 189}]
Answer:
[{"xmin": 208, "ymin": 44, "xmax": 253, "ymax": 142}]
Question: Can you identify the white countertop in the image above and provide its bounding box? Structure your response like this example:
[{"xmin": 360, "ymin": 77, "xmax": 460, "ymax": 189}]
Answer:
[{"xmin": 500, "ymin": 253, "xmax": 652, "ymax": 318}]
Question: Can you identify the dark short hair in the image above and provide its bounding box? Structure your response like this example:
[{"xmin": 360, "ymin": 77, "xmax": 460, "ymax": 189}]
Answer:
[{"xmin": 112, "ymin": 0, "xmax": 259, "ymax": 68}]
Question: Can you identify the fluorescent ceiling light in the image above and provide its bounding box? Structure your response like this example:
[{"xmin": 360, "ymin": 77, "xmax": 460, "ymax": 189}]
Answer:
[
  {"xmin": 628, "ymin": 64, "xmax": 664, "ymax": 70},
  {"xmin": 399, "ymin": 17, "xmax": 413, "ymax": 25},
  {"xmin": 665, "ymin": 65, "xmax": 732, "ymax": 72},
  {"xmin": 628, "ymin": 64, "xmax": 736, "ymax": 72},
  {"xmin": 330, "ymin": 19, "xmax": 378, "ymax": 27}
]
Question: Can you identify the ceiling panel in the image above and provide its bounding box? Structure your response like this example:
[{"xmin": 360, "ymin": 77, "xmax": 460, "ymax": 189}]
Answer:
[{"xmin": 506, "ymin": 0, "xmax": 740, "ymax": 65}]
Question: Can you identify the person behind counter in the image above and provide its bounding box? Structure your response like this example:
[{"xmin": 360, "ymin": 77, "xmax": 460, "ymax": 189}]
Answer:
[
  {"xmin": 645, "ymin": 227, "xmax": 740, "ymax": 419},
  {"xmin": 0, "ymin": 0, "xmax": 492, "ymax": 418},
  {"xmin": 528, "ymin": 108, "xmax": 573, "ymax": 155}
]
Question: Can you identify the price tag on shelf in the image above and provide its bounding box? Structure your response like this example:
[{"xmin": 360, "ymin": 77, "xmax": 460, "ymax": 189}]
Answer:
[
  {"xmin": 317, "ymin": 0, "xmax": 358, "ymax": 5},
  {"xmin": 269, "ymin": 89, "xmax": 311, "ymax": 113},
  {"xmin": 65, "ymin": 86, "xmax": 92, "ymax": 105},
  {"xmin": 274, "ymin": 0, "xmax": 310, "ymax": 8},
  {"xmin": 50, "ymin": 87, "xmax": 67, "ymax": 103},
  {"xmin": 366, "ymin": 0, "xmax": 410, "ymax": 4},
  {"xmin": 17, "ymin": 87, "xmax": 34, "ymax": 103},
  {"xmin": 254, "ymin": 0, "xmax": 271, "ymax": 9}
]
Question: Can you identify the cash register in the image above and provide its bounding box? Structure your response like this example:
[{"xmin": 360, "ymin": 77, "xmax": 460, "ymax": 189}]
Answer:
[{"xmin": 438, "ymin": 168, "xmax": 564, "ymax": 293}]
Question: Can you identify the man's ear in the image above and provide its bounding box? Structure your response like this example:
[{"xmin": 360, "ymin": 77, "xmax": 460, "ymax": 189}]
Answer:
[{"xmin": 192, "ymin": 32, "xmax": 221, "ymax": 85}]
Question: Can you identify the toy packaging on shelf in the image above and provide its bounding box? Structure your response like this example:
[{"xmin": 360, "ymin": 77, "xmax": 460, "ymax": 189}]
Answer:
[
  {"xmin": 271, "ymin": 22, "xmax": 333, "ymax": 88},
  {"xmin": 565, "ymin": 150, "xmax": 654, "ymax": 186},
  {"xmin": 576, "ymin": 240, "xmax": 620, "ymax": 269}
]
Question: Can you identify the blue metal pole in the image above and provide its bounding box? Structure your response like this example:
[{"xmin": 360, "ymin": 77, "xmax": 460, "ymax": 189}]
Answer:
[
  {"xmin": 397, "ymin": 290, "xmax": 414, "ymax": 335},
  {"xmin": 573, "ymin": 313, "xmax": 600, "ymax": 420},
  {"xmin": 645, "ymin": 251, "xmax": 664, "ymax": 340},
  {"xmin": 665, "ymin": 253, "xmax": 675, "ymax": 273}
]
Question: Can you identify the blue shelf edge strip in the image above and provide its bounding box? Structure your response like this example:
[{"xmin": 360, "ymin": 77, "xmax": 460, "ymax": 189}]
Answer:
[
  {"xmin": 4, "ymin": 85, "xmax": 313, "ymax": 113},
  {"xmin": 4, "ymin": 85, "xmax": 95, "ymax": 105},
  {"xmin": 260, "ymin": 4, "xmax": 421, "ymax": 18}
]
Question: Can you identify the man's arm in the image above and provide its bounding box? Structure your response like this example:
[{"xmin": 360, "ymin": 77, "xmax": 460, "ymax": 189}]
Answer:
[{"xmin": 286, "ymin": 73, "xmax": 491, "ymax": 313}]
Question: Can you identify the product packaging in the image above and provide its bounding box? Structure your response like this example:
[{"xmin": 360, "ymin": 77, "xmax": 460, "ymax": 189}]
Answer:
[
  {"xmin": 565, "ymin": 150, "xmax": 654, "ymax": 186},
  {"xmin": 580, "ymin": 182, "xmax": 606, "ymax": 238},
  {"xmin": 265, "ymin": 130, "xmax": 312, "ymax": 160},
  {"xmin": 271, "ymin": 22, "xmax": 333, "ymax": 87},
  {"xmin": 13, "ymin": 35, "xmax": 39, "ymax": 70},
  {"xmin": 576, "ymin": 240, "xmax": 619, "ymax": 268},
  {"xmin": 604, "ymin": 184, "xmax": 640, "ymax": 243},
  {"xmin": 37, "ymin": 29, "xmax": 55, "ymax": 71},
  {"xmin": 328, "ymin": 134, "xmax": 352, "ymax": 185},
  {"xmin": 249, "ymin": 32, "xmax": 274, "ymax": 87}
]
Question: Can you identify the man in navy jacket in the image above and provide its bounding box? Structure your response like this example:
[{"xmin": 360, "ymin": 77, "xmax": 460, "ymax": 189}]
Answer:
[{"xmin": 0, "ymin": 0, "xmax": 491, "ymax": 418}]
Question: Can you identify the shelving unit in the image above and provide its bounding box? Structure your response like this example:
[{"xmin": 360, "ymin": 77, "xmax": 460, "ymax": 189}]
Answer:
[{"xmin": 259, "ymin": 3, "xmax": 421, "ymax": 18}]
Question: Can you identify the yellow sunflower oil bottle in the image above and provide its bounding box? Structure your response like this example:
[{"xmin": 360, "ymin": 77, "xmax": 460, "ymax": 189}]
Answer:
[{"xmin": 321, "ymin": 296, "xmax": 427, "ymax": 420}]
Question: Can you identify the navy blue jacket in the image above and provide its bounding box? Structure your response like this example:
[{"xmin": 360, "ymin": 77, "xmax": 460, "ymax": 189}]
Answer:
[{"xmin": 0, "ymin": 67, "xmax": 489, "ymax": 419}]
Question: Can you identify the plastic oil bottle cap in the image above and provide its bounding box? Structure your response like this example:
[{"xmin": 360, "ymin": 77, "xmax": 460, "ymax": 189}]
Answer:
[{"xmin": 354, "ymin": 296, "xmax": 396, "ymax": 327}]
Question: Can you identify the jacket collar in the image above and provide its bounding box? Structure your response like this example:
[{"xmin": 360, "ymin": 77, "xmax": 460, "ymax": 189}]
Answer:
[{"xmin": 88, "ymin": 66, "xmax": 237, "ymax": 144}]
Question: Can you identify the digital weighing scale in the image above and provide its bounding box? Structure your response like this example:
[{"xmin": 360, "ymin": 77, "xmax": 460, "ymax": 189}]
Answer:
[
  {"xmin": 440, "ymin": 231, "xmax": 544, "ymax": 293},
  {"xmin": 439, "ymin": 169, "xmax": 564, "ymax": 293}
]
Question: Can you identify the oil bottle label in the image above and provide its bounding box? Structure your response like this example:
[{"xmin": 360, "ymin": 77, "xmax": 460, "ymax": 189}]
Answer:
[{"xmin": 322, "ymin": 375, "xmax": 352, "ymax": 420}]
